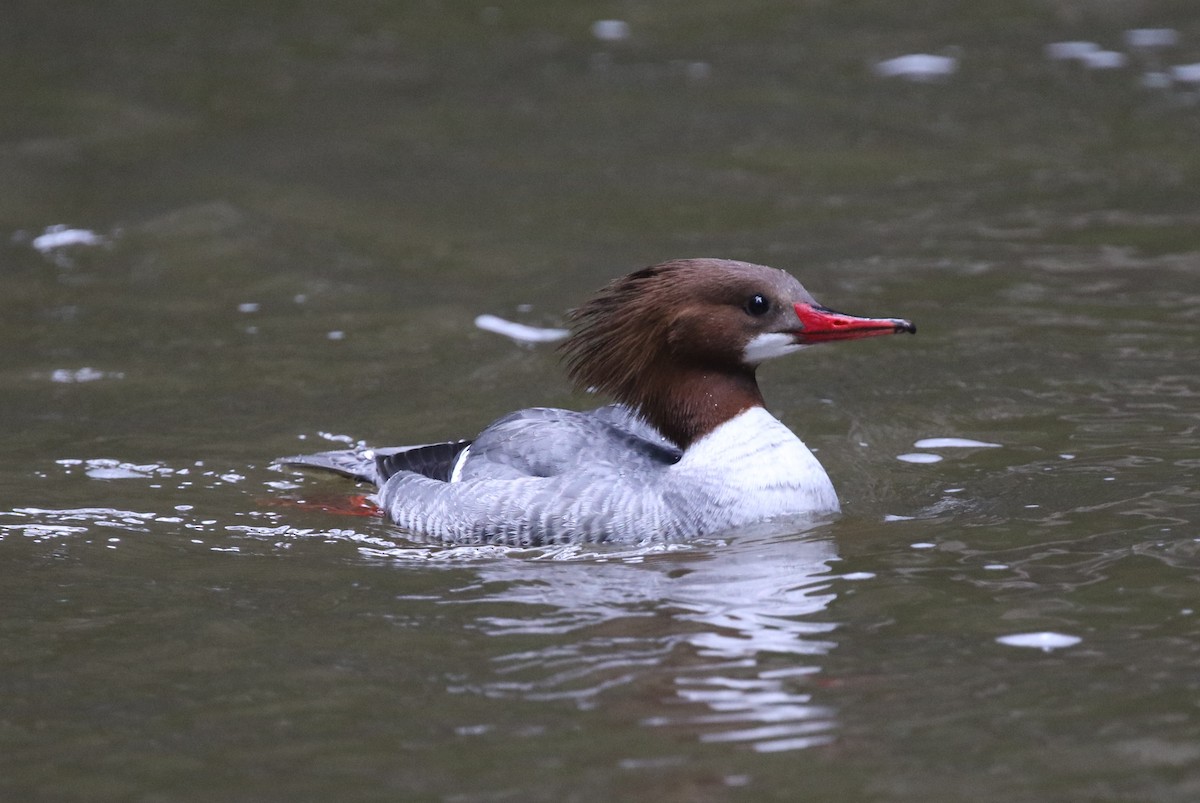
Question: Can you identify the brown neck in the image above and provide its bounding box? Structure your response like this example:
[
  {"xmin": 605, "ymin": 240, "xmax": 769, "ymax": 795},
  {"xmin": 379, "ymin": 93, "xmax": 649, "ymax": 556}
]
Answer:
[{"xmin": 637, "ymin": 366, "xmax": 766, "ymax": 449}]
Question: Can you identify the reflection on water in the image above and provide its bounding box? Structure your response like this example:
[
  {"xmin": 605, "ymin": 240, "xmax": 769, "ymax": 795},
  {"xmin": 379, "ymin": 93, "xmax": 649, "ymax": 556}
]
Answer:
[{"xmin": 368, "ymin": 524, "xmax": 847, "ymax": 752}]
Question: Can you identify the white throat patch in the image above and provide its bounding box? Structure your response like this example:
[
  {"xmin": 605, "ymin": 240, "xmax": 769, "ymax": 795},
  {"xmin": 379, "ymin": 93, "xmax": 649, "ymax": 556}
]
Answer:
[{"xmin": 742, "ymin": 332, "xmax": 806, "ymax": 365}]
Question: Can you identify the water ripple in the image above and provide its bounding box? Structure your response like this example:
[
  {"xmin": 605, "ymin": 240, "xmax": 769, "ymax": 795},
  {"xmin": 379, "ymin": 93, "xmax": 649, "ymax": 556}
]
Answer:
[{"xmin": 427, "ymin": 526, "xmax": 845, "ymax": 752}]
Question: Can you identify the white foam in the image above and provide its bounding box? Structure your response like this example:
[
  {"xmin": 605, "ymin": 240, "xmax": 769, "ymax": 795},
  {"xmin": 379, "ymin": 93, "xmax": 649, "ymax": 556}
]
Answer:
[
  {"xmin": 914, "ymin": 437, "xmax": 1001, "ymax": 449},
  {"xmin": 1080, "ymin": 50, "xmax": 1127, "ymax": 70},
  {"xmin": 996, "ymin": 631, "xmax": 1081, "ymax": 652},
  {"xmin": 896, "ymin": 452, "xmax": 942, "ymax": 464},
  {"xmin": 317, "ymin": 431, "xmax": 361, "ymax": 446},
  {"xmin": 873, "ymin": 53, "xmax": 958, "ymax": 81},
  {"xmin": 1045, "ymin": 41, "xmax": 1100, "ymax": 61},
  {"xmin": 1170, "ymin": 63, "xmax": 1200, "ymax": 84},
  {"xmin": 31, "ymin": 224, "xmax": 105, "ymax": 252},
  {"xmin": 591, "ymin": 19, "xmax": 630, "ymax": 42},
  {"xmin": 86, "ymin": 466, "xmax": 152, "ymax": 479},
  {"xmin": 49, "ymin": 367, "xmax": 122, "ymax": 383},
  {"xmin": 79, "ymin": 459, "xmax": 165, "ymax": 479},
  {"xmin": 474, "ymin": 314, "xmax": 569, "ymax": 344},
  {"xmin": 1124, "ymin": 28, "xmax": 1178, "ymax": 49}
]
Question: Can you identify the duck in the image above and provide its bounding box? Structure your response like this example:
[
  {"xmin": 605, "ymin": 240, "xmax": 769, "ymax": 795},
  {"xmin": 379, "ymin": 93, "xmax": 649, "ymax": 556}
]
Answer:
[{"xmin": 278, "ymin": 258, "xmax": 915, "ymax": 545}]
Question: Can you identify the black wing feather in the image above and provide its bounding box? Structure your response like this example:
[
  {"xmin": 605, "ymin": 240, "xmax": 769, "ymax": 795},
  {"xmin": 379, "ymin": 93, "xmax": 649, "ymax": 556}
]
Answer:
[{"xmin": 375, "ymin": 440, "xmax": 472, "ymax": 483}]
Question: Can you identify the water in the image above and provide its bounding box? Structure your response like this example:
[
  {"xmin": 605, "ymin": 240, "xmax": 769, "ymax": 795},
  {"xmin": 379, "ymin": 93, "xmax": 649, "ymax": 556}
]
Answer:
[{"xmin": 4, "ymin": 2, "xmax": 1200, "ymax": 800}]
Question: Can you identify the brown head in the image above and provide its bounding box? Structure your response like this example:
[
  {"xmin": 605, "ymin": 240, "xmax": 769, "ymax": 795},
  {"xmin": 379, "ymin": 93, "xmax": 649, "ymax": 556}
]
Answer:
[{"xmin": 561, "ymin": 259, "xmax": 915, "ymax": 448}]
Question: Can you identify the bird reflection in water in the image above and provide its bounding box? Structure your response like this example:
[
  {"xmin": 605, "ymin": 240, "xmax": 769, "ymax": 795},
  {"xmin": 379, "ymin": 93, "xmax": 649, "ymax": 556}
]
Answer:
[{"xmin": 375, "ymin": 519, "xmax": 844, "ymax": 753}]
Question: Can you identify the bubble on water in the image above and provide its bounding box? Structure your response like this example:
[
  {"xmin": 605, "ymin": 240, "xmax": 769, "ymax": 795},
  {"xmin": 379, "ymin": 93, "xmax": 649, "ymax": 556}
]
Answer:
[
  {"xmin": 914, "ymin": 437, "xmax": 1001, "ymax": 449},
  {"xmin": 85, "ymin": 461, "xmax": 155, "ymax": 479},
  {"xmin": 1045, "ymin": 41, "xmax": 1100, "ymax": 61},
  {"xmin": 49, "ymin": 367, "xmax": 123, "ymax": 383},
  {"xmin": 1125, "ymin": 28, "xmax": 1179, "ymax": 49},
  {"xmin": 873, "ymin": 53, "xmax": 958, "ymax": 82},
  {"xmin": 996, "ymin": 632, "xmax": 1081, "ymax": 652},
  {"xmin": 897, "ymin": 453, "xmax": 942, "ymax": 464},
  {"xmin": 475, "ymin": 314, "xmax": 569, "ymax": 344},
  {"xmin": 591, "ymin": 19, "xmax": 630, "ymax": 42},
  {"xmin": 1170, "ymin": 63, "xmax": 1200, "ymax": 85},
  {"xmin": 1080, "ymin": 50, "xmax": 1126, "ymax": 70},
  {"xmin": 31, "ymin": 224, "xmax": 106, "ymax": 252}
]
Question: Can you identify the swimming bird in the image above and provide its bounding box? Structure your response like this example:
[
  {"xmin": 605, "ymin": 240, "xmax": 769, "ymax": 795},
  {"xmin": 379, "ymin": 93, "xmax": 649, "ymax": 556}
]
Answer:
[{"xmin": 278, "ymin": 258, "xmax": 915, "ymax": 545}]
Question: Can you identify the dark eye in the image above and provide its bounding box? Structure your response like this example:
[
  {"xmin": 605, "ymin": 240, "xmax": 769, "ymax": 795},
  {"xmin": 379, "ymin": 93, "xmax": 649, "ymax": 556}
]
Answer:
[{"xmin": 745, "ymin": 294, "xmax": 771, "ymax": 316}]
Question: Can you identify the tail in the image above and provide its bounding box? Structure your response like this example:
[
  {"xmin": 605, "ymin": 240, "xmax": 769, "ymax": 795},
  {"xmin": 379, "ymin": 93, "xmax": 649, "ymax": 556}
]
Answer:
[{"xmin": 277, "ymin": 439, "xmax": 472, "ymax": 486}]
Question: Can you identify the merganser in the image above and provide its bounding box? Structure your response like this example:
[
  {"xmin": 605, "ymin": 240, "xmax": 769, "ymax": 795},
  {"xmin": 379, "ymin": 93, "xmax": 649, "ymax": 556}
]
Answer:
[{"xmin": 279, "ymin": 258, "xmax": 915, "ymax": 545}]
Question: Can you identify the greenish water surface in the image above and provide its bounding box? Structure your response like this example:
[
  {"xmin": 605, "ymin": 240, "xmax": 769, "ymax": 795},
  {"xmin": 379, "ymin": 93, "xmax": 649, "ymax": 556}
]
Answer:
[{"xmin": 3, "ymin": 2, "xmax": 1200, "ymax": 800}]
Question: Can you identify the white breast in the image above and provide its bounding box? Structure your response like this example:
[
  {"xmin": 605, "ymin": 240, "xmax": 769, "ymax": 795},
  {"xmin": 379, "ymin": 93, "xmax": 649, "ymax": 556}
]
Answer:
[{"xmin": 670, "ymin": 407, "xmax": 840, "ymax": 526}]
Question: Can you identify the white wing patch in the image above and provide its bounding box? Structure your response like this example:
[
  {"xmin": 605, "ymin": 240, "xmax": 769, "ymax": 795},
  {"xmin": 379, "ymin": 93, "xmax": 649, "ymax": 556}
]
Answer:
[{"xmin": 449, "ymin": 444, "xmax": 472, "ymax": 483}]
